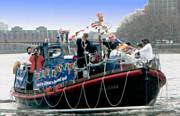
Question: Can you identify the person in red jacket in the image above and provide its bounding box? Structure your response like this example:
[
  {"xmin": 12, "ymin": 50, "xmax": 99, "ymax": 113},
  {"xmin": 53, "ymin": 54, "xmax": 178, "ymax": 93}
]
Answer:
[{"xmin": 30, "ymin": 48, "xmax": 44, "ymax": 72}]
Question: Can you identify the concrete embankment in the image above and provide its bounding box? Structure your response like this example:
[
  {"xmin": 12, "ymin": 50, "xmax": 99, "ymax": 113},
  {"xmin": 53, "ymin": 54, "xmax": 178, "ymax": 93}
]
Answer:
[{"xmin": 0, "ymin": 43, "xmax": 180, "ymax": 54}]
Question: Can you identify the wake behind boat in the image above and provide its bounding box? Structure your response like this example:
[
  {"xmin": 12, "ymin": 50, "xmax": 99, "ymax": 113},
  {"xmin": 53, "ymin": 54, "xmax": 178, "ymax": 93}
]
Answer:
[{"xmin": 11, "ymin": 14, "xmax": 166, "ymax": 112}]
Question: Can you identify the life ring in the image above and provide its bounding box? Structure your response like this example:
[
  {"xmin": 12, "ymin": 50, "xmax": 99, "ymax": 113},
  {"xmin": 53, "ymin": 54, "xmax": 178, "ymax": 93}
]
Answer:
[{"xmin": 13, "ymin": 61, "xmax": 21, "ymax": 74}]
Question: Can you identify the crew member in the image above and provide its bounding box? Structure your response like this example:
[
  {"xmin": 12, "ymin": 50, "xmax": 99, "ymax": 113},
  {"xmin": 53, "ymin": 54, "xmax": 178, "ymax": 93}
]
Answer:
[
  {"xmin": 103, "ymin": 33, "xmax": 122, "ymax": 58},
  {"xmin": 76, "ymin": 33, "xmax": 91, "ymax": 79},
  {"xmin": 13, "ymin": 47, "xmax": 33, "ymax": 74},
  {"xmin": 30, "ymin": 48, "xmax": 44, "ymax": 72},
  {"xmin": 139, "ymin": 39, "xmax": 154, "ymax": 63},
  {"xmin": 28, "ymin": 48, "xmax": 44, "ymax": 90}
]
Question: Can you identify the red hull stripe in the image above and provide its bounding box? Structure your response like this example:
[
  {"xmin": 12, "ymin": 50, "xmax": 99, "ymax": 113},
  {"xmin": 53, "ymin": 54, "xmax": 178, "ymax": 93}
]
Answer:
[
  {"xmin": 12, "ymin": 69, "xmax": 166, "ymax": 100},
  {"xmin": 148, "ymin": 69, "xmax": 166, "ymax": 86}
]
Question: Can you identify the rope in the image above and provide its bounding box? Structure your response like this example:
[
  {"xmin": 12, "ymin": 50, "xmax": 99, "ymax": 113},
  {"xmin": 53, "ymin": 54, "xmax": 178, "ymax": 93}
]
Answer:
[
  {"xmin": 32, "ymin": 75, "xmax": 46, "ymax": 106},
  {"xmin": 32, "ymin": 90, "xmax": 44, "ymax": 106},
  {"xmin": 165, "ymin": 80, "xmax": 169, "ymax": 106},
  {"xmin": 22, "ymin": 69, "xmax": 33, "ymax": 106},
  {"xmin": 155, "ymin": 69, "xmax": 169, "ymax": 110},
  {"xmin": 43, "ymin": 91, "xmax": 64, "ymax": 108},
  {"xmin": 10, "ymin": 88, "xmax": 16, "ymax": 102},
  {"xmin": 14, "ymin": 53, "xmax": 150, "ymax": 108},
  {"xmin": 82, "ymin": 81, "xmax": 103, "ymax": 108},
  {"xmin": 63, "ymin": 87, "xmax": 73, "ymax": 109},
  {"xmin": 39, "ymin": 75, "xmax": 64, "ymax": 108},
  {"xmin": 102, "ymin": 71, "xmax": 129, "ymax": 107},
  {"xmin": 24, "ymin": 85, "xmax": 30, "ymax": 106},
  {"xmin": 82, "ymin": 82, "xmax": 91, "ymax": 108},
  {"xmin": 74, "ymin": 56, "xmax": 88, "ymax": 73},
  {"xmin": 85, "ymin": 55, "xmax": 90, "ymax": 79},
  {"xmin": 32, "ymin": 73, "xmax": 45, "ymax": 106},
  {"xmin": 155, "ymin": 53, "xmax": 161, "ymax": 70},
  {"xmin": 63, "ymin": 85, "xmax": 83, "ymax": 109}
]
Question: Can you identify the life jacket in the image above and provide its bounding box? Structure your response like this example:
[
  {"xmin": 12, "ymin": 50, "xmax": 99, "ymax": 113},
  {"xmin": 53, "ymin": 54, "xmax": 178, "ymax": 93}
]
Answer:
[{"xmin": 30, "ymin": 54, "xmax": 44, "ymax": 72}]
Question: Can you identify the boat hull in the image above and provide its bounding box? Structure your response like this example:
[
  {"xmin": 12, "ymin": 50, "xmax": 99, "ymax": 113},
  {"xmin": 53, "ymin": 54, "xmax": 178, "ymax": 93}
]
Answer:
[{"xmin": 12, "ymin": 68, "xmax": 166, "ymax": 109}]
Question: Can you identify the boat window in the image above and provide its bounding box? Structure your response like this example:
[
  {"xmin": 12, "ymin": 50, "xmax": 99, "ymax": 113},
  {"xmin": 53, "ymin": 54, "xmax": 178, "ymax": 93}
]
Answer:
[{"xmin": 48, "ymin": 48, "xmax": 62, "ymax": 58}]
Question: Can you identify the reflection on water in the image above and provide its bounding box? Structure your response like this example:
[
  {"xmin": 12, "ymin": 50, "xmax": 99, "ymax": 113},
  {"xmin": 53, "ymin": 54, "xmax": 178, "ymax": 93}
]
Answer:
[
  {"xmin": 0, "ymin": 54, "xmax": 179, "ymax": 115},
  {"xmin": 0, "ymin": 105, "xmax": 177, "ymax": 116}
]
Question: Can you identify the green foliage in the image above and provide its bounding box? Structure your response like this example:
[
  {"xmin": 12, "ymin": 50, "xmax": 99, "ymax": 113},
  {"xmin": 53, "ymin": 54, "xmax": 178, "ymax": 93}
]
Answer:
[{"xmin": 116, "ymin": 9, "xmax": 180, "ymax": 45}]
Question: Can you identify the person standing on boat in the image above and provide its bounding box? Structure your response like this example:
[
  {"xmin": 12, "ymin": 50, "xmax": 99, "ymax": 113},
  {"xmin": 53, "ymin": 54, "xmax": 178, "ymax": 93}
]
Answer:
[
  {"xmin": 19, "ymin": 47, "xmax": 33, "ymax": 67},
  {"xmin": 134, "ymin": 43, "xmax": 143, "ymax": 59},
  {"xmin": 30, "ymin": 48, "xmax": 44, "ymax": 72},
  {"xmin": 76, "ymin": 33, "xmax": 91, "ymax": 79},
  {"xmin": 13, "ymin": 47, "xmax": 33, "ymax": 74},
  {"xmin": 139, "ymin": 39, "xmax": 154, "ymax": 63},
  {"xmin": 27, "ymin": 48, "xmax": 44, "ymax": 90},
  {"xmin": 14, "ymin": 47, "xmax": 33, "ymax": 90},
  {"xmin": 102, "ymin": 33, "xmax": 122, "ymax": 58}
]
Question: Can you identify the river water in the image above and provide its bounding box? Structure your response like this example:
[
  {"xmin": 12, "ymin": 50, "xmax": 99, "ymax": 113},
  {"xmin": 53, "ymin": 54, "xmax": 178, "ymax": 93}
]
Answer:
[{"xmin": 0, "ymin": 54, "xmax": 179, "ymax": 115}]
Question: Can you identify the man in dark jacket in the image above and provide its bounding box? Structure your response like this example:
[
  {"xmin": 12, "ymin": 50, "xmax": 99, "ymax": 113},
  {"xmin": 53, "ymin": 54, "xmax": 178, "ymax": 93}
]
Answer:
[
  {"xmin": 76, "ymin": 33, "xmax": 91, "ymax": 79},
  {"xmin": 103, "ymin": 33, "xmax": 122, "ymax": 58}
]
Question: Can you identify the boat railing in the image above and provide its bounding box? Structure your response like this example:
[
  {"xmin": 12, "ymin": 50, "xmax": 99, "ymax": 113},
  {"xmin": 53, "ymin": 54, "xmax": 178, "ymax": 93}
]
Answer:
[
  {"xmin": 74, "ymin": 53, "xmax": 161, "ymax": 76},
  {"xmin": 13, "ymin": 51, "xmax": 161, "ymax": 92}
]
